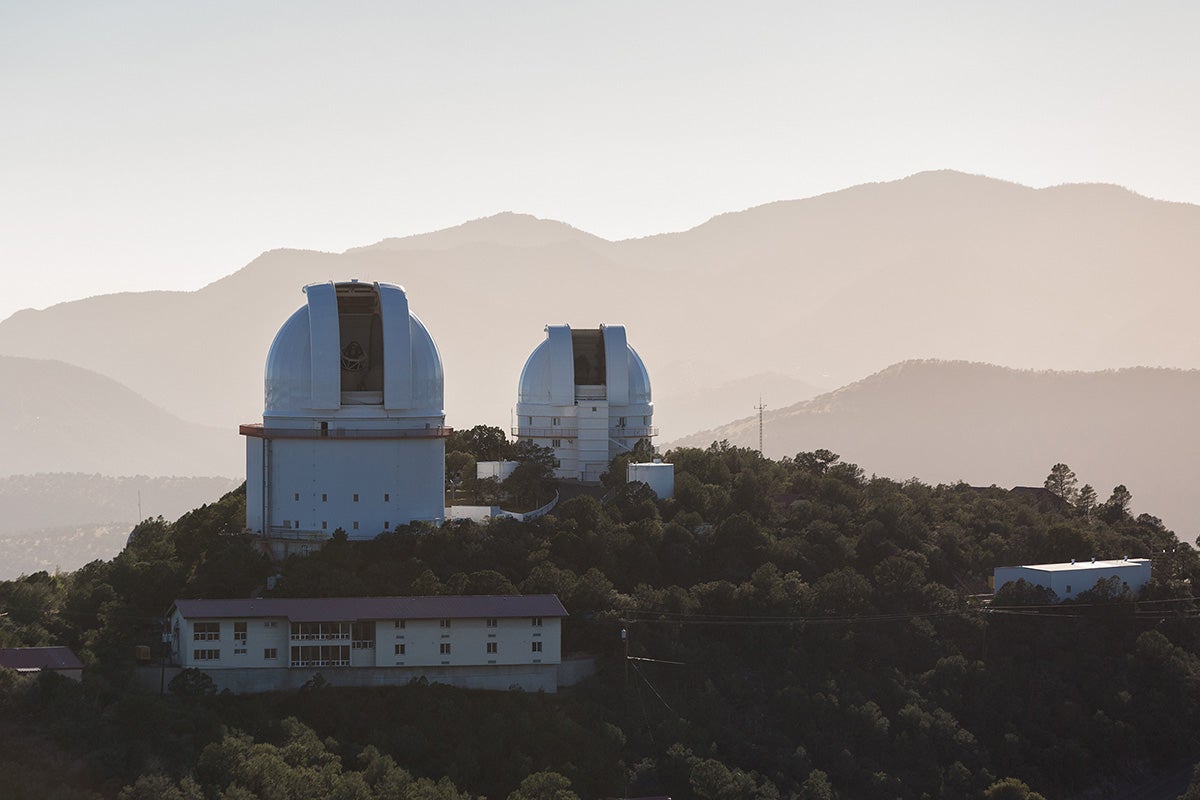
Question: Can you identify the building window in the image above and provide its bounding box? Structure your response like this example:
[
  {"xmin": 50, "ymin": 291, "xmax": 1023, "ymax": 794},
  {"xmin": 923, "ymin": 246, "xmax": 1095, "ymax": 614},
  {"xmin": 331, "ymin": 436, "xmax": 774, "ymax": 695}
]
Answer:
[
  {"xmin": 486, "ymin": 618, "xmax": 498, "ymax": 628},
  {"xmin": 353, "ymin": 521, "xmax": 359, "ymax": 530},
  {"xmin": 384, "ymin": 493, "xmax": 390, "ymax": 502},
  {"xmin": 394, "ymin": 643, "xmax": 406, "ymax": 655},
  {"xmin": 294, "ymin": 520, "xmax": 300, "ymax": 528},
  {"xmin": 531, "ymin": 641, "xmax": 543, "ymax": 653},
  {"xmin": 440, "ymin": 643, "xmax": 452, "ymax": 655},
  {"xmin": 351, "ymin": 621, "xmax": 375, "ymax": 649},
  {"xmin": 532, "ymin": 617, "xmax": 543, "ymax": 627},
  {"xmin": 384, "ymin": 521, "xmax": 390, "ymax": 530},
  {"xmin": 234, "ymin": 647, "xmax": 247, "ymax": 655},
  {"xmin": 322, "ymin": 493, "xmax": 327, "ymax": 502},
  {"xmin": 527, "ymin": 416, "xmax": 532, "ymax": 425},
  {"xmin": 439, "ymin": 619, "xmax": 451, "ymax": 628},
  {"xmin": 290, "ymin": 622, "xmax": 350, "ymax": 640},
  {"xmin": 264, "ymin": 621, "xmax": 277, "ymax": 628},
  {"xmin": 618, "ymin": 417, "xmax": 626, "ymax": 427},
  {"xmin": 264, "ymin": 648, "xmax": 278, "ymax": 659},
  {"xmin": 552, "ymin": 439, "xmax": 561, "ymax": 448},
  {"xmin": 193, "ymin": 649, "xmax": 219, "ymax": 660},
  {"xmin": 395, "ymin": 620, "xmax": 406, "ymax": 629},
  {"xmin": 353, "ymin": 493, "xmax": 359, "ymax": 502},
  {"xmin": 322, "ymin": 521, "xmax": 328, "ymax": 530},
  {"xmin": 487, "ymin": 642, "xmax": 498, "ymax": 654},
  {"xmin": 1066, "ymin": 585, "xmax": 1072, "ymax": 593},
  {"xmin": 552, "ymin": 417, "xmax": 560, "ymax": 426},
  {"xmin": 234, "ymin": 622, "xmax": 247, "ymax": 642},
  {"xmin": 290, "ymin": 644, "xmax": 350, "ymax": 667},
  {"xmin": 294, "ymin": 492, "xmax": 300, "ymax": 501},
  {"xmin": 193, "ymin": 622, "xmax": 219, "ymax": 641}
]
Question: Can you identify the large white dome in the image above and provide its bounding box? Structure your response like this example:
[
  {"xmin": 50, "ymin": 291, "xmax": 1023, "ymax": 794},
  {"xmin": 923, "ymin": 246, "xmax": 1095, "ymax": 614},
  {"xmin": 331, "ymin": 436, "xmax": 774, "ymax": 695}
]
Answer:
[{"xmin": 263, "ymin": 281, "xmax": 443, "ymax": 419}]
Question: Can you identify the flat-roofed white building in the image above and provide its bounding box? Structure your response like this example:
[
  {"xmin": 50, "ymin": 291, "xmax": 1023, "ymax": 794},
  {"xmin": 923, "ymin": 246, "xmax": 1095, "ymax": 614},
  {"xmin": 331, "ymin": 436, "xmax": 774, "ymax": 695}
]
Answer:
[
  {"xmin": 515, "ymin": 324, "xmax": 656, "ymax": 483},
  {"xmin": 241, "ymin": 280, "xmax": 450, "ymax": 558},
  {"xmin": 993, "ymin": 558, "xmax": 1151, "ymax": 601},
  {"xmin": 627, "ymin": 460, "xmax": 675, "ymax": 499},
  {"xmin": 166, "ymin": 595, "xmax": 567, "ymax": 693}
]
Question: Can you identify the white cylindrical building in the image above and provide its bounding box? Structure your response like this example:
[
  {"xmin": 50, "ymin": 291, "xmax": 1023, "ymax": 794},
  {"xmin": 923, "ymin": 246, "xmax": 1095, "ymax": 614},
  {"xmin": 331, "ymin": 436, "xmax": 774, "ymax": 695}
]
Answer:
[
  {"xmin": 241, "ymin": 280, "xmax": 449, "ymax": 556},
  {"xmin": 515, "ymin": 324, "xmax": 655, "ymax": 483}
]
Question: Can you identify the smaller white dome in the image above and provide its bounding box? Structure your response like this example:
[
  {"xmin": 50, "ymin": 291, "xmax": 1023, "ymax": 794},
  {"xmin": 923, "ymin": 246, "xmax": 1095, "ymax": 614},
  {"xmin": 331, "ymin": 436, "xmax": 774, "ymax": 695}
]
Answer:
[{"xmin": 516, "ymin": 324, "xmax": 652, "ymax": 406}]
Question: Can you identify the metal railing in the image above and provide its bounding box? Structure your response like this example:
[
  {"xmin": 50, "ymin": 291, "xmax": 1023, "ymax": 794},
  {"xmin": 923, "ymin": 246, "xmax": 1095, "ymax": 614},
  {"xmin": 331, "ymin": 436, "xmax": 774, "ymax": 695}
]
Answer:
[
  {"xmin": 512, "ymin": 427, "xmax": 579, "ymax": 438},
  {"xmin": 241, "ymin": 424, "xmax": 453, "ymax": 440},
  {"xmin": 512, "ymin": 426, "xmax": 657, "ymax": 438}
]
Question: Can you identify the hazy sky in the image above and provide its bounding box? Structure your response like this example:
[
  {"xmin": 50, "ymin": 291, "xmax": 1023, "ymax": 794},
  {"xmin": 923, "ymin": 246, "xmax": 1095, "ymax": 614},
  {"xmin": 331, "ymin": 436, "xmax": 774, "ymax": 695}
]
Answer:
[{"xmin": 2, "ymin": 1, "xmax": 1197, "ymax": 323}]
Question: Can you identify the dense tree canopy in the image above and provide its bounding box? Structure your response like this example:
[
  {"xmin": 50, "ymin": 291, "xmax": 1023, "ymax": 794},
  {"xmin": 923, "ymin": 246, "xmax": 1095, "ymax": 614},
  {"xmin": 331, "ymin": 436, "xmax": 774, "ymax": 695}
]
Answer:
[{"xmin": 3, "ymin": 442, "xmax": 1200, "ymax": 799}]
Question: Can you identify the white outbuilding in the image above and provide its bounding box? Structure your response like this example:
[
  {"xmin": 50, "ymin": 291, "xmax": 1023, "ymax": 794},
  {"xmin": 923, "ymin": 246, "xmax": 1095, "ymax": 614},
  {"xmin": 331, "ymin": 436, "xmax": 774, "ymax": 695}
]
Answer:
[
  {"xmin": 515, "ymin": 324, "xmax": 656, "ymax": 482},
  {"xmin": 241, "ymin": 280, "xmax": 450, "ymax": 557},
  {"xmin": 993, "ymin": 557, "xmax": 1151, "ymax": 601},
  {"xmin": 626, "ymin": 460, "xmax": 675, "ymax": 499}
]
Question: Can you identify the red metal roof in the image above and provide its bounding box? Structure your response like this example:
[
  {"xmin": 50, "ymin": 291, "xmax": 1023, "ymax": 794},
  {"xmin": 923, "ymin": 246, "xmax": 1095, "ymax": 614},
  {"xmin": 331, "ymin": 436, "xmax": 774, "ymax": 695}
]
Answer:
[
  {"xmin": 0, "ymin": 646, "xmax": 84, "ymax": 671},
  {"xmin": 172, "ymin": 594, "xmax": 567, "ymax": 623}
]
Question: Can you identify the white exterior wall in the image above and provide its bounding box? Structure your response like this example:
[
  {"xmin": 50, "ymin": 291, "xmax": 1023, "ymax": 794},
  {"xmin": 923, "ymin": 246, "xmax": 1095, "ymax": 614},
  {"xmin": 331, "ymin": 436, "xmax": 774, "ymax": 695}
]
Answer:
[
  {"xmin": 576, "ymin": 399, "xmax": 611, "ymax": 483},
  {"xmin": 994, "ymin": 559, "xmax": 1151, "ymax": 600},
  {"xmin": 259, "ymin": 437, "xmax": 445, "ymax": 539},
  {"xmin": 627, "ymin": 462, "xmax": 675, "ymax": 499},
  {"xmin": 171, "ymin": 612, "xmax": 291, "ymax": 670},
  {"xmin": 383, "ymin": 617, "xmax": 561, "ymax": 668},
  {"xmin": 476, "ymin": 461, "xmax": 518, "ymax": 481}
]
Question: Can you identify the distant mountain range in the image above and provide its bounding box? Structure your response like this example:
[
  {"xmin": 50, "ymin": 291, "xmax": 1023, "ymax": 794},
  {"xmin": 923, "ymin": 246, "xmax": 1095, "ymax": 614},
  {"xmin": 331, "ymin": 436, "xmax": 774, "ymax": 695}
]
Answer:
[
  {"xmin": 670, "ymin": 360, "xmax": 1200, "ymax": 538},
  {"xmin": 0, "ymin": 473, "xmax": 240, "ymax": 579},
  {"xmin": 2, "ymin": 170, "xmax": 1199, "ymax": 542},
  {"xmin": 0, "ymin": 356, "xmax": 239, "ymax": 478}
]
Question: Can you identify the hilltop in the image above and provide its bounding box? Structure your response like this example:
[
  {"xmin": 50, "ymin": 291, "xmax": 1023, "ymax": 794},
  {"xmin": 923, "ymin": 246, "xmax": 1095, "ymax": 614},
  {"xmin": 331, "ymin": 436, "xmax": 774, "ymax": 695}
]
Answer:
[{"xmin": 671, "ymin": 360, "xmax": 1200, "ymax": 537}]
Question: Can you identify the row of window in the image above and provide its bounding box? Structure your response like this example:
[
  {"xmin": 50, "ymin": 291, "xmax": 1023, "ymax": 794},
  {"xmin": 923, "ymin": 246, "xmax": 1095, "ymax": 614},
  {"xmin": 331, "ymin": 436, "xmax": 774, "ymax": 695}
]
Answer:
[
  {"xmin": 291, "ymin": 622, "xmax": 350, "ymax": 640},
  {"xmin": 392, "ymin": 641, "xmax": 542, "ymax": 656},
  {"xmin": 195, "ymin": 648, "xmax": 279, "ymax": 661},
  {"xmin": 282, "ymin": 520, "xmax": 385, "ymax": 531},
  {"xmin": 529, "ymin": 416, "xmax": 648, "ymax": 426},
  {"xmin": 291, "ymin": 645, "xmax": 351, "ymax": 667},
  {"xmin": 194, "ymin": 642, "xmax": 545, "ymax": 663},
  {"xmin": 294, "ymin": 492, "xmax": 392, "ymax": 503},
  {"xmin": 198, "ymin": 618, "xmax": 546, "ymax": 642}
]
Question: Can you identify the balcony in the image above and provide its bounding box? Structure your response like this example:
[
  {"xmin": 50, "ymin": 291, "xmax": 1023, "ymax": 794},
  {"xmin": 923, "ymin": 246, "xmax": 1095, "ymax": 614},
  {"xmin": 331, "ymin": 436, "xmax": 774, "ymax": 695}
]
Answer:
[
  {"xmin": 240, "ymin": 424, "xmax": 453, "ymax": 440},
  {"xmin": 512, "ymin": 427, "xmax": 579, "ymax": 438},
  {"xmin": 513, "ymin": 426, "xmax": 658, "ymax": 439}
]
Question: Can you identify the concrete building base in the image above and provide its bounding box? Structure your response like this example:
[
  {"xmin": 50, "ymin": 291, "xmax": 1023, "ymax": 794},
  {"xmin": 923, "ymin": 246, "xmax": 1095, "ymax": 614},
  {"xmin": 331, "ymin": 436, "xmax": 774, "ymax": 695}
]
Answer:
[{"xmin": 136, "ymin": 656, "xmax": 595, "ymax": 696}]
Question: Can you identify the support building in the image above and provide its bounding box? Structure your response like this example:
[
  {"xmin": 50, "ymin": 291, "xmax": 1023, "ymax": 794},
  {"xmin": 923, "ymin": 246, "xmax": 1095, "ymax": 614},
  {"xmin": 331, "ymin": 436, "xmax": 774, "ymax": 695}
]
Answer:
[
  {"xmin": 993, "ymin": 558, "xmax": 1151, "ymax": 601},
  {"xmin": 167, "ymin": 595, "xmax": 567, "ymax": 693}
]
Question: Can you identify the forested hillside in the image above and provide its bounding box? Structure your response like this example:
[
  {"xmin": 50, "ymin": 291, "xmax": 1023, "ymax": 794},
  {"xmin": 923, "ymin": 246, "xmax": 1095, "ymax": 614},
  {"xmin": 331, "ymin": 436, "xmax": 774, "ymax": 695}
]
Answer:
[{"xmin": 3, "ymin": 444, "xmax": 1200, "ymax": 799}]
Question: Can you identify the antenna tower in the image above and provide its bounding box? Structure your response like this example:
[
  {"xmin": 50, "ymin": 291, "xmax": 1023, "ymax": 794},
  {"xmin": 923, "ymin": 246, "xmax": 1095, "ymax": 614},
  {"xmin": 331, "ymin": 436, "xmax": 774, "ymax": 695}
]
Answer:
[{"xmin": 755, "ymin": 397, "xmax": 766, "ymax": 455}]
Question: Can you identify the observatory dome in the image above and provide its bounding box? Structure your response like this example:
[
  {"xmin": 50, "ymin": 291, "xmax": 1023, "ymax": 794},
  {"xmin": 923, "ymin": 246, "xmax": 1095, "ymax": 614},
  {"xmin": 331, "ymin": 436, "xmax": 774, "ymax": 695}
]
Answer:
[
  {"xmin": 263, "ymin": 280, "xmax": 443, "ymax": 420},
  {"xmin": 518, "ymin": 324, "xmax": 652, "ymax": 406},
  {"xmin": 515, "ymin": 324, "xmax": 655, "ymax": 483}
]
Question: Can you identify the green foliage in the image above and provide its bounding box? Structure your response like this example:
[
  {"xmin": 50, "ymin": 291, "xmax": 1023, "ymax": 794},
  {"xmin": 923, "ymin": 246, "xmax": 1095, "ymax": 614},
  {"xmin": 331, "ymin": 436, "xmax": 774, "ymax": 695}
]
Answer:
[
  {"xmin": 168, "ymin": 668, "xmax": 216, "ymax": 698},
  {"xmin": 4, "ymin": 446, "xmax": 1200, "ymax": 799},
  {"xmin": 1043, "ymin": 463, "xmax": 1078, "ymax": 503}
]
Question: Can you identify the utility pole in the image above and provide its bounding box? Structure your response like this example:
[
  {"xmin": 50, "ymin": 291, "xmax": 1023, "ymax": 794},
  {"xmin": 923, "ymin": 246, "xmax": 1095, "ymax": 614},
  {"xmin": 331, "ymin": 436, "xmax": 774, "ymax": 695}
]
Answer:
[{"xmin": 755, "ymin": 397, "xmax": 766, "ymax": 455}]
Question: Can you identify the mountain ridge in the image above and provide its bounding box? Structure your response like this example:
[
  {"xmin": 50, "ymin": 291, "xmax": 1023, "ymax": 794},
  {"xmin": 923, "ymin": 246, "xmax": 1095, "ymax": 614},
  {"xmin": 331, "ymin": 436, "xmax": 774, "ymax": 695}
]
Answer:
[
  {"xmin": 2, "ymin": 169, "xmax": 1198, "ymax": 468},
  {"xmin": 670, "ymin": 359, "xmax": 1200, "ymax": 536}
]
